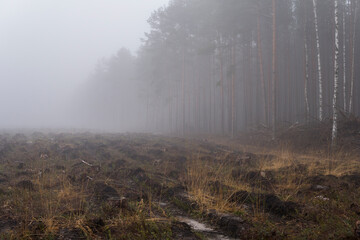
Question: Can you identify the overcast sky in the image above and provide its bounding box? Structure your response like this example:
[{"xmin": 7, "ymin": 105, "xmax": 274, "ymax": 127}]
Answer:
[{"xmin": 0, "ymin": 0, "xmax": 168, "ymax": 128}]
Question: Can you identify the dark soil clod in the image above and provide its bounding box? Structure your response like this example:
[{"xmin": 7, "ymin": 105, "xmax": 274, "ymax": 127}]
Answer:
[{"xmin": 15, "ymin": 180, "xmax": 36, "ymax": 191}]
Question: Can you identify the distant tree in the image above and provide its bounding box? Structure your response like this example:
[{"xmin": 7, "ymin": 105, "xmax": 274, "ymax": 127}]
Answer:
[
  {"xmin": 312, "ymin": 0, "xmax": 324, "ymax": 121},
  {"xmin": 272, "ymin": 0, "xmax": 277, "ymax": 139},
  {"xmin": 349, "ymin": 0, "xmax": 357, "ymax": 113}
]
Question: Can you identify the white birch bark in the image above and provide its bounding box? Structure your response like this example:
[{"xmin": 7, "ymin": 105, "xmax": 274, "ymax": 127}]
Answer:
[
  {"xmin": 332, "ymin": 0, "xmax": 340, "ymax": 146},
  {"xmin": 313, "ymin": 0, "xmax": 323, "ymax": 121}
]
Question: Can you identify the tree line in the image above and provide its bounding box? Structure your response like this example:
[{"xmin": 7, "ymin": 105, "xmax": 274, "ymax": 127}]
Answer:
[{"xmin": 83, "ymin": 0, "xmax": 359, "ymax": 142}]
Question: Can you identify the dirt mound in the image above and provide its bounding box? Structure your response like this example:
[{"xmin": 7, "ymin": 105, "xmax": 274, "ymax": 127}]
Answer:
[
  {"xmin": 206, "ymin": 209, "xmax": 250, "ymax": 238},
  {"xmin": 129, "ymin": 167, "xmax": 149, "ymax": 182},
  {"xmin": 93, "ymin": 182, "xmax": 119, "ymax": 202},
  {"xmin": 15, "ymin": 180, "xmax": 36, "ymax": 191},
  {"xmin": 109, "ymin": 158, "xmax": 127, "ymax": 168},
  {"xmin": 229, "ymin": 191, "xmax": 299, "ymax": 217},
  {"xmin": 171, "ymin": 221, "xmax": 201, "ymax": 240},
  {"xmin": 0, "ymin": 217, "xmax": 16, "ymax": 234},
  {"xmin": 340, "ymin": 174, "xmax": 360, "ymax": 187},
  {"xmin": 231, "ymin": 170, "xmax": 273, "ymax": 190},
  {"xmin": 305, "ymin": 175, "xmax": 350, "ymax": 191},
  {"xmin": 58, "ymin": 228, "xmax": 86, "ymax": 240}
]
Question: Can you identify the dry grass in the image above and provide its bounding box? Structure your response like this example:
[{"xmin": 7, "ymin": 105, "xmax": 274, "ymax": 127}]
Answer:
[
  {"xmin": 1, "ymin": 133, "xmax": 360, "ymax": 239},
  {"xmin": 185, "ymin": 153, "xmax": 250, "ymax": 213},
  {"xmin": 185, "ymin": 143, "xmax": 360, "ymax": 213},
  {"xmin": 5, "ymin": 160, "xmax": 92, "ymax": 238}
]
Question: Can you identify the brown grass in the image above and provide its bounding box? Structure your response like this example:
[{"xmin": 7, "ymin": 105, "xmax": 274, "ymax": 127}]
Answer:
[{"xmin": 185, "ymin": 143, "xmax": 360, "ymax": 214}]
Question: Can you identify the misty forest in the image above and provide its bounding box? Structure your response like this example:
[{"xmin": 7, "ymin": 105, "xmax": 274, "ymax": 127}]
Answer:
[{"xmin": 1, "ymin": 0, "xmax": 360, "ymax": 239}]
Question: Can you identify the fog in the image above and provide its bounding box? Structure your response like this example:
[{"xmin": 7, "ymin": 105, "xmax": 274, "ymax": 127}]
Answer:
[
  {"xmin": 0, "ymin": 0, "xmax": 167, "ymax": 130},
  {"xmin": 0, "ymin": 2, "xmax": 359, "ymax": 239},
  {"xmin": 0, "ymin": 0, "xmax": 359, "ymax": 136}
]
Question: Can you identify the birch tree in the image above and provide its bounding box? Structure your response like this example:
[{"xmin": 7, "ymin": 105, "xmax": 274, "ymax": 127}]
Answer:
[
  {"xmin": 133, "ymin": 0, "xmax": 360, "ymax": 136},
  {"xmin": 313, "ymin": 0, "xmax": 323, "ymax": 121},
  {"xmin": 332, "ymin": 0, "xmax": 340, "ymax": 146}
]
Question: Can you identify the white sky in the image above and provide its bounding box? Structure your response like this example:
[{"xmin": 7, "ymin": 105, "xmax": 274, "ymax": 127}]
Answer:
[{"xmin": 0, "ymin": 0, "xmax": 168, "ymax": 128}]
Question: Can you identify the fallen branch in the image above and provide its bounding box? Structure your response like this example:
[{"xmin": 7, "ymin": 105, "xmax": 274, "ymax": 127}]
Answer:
[{"xmin": 80, "ymin": 159, "xmax": 93, "ymax": 167}]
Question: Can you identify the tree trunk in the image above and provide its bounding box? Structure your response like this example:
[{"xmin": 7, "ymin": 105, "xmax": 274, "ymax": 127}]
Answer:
[
  {"xmin": 272, "ymin": 0, "xmax": 277, "ymax": 139},
  {"xmin": 257, "ymin": 8, "xmax": 267, "ymax": 126},
  {"xmin": 231, "ymin": 43, "xmax": 235, "ymax": 138},
  {"xmin": 332, "ymin": 0, "xmax": 340, "ymax": 146},
  {"xmin": 349, "ymin": 0, "xmax": 357, "ymax": 114},
  {"xmin": 343, "ymin": 3, "xmax": 347, "ymax": 112},
  {"xmin": 220, "ymin": 47, "xmax": 225, "ymax": 135},
  {"xmin": 313, "ymin": 0, "xmax": 323, "ymax": 121},
  {"xmin": 209, "ymin": 54, "xmax": 212, "ymax": 133},
  {"xmin": 182, "ymin": 49, "xmax": 185, "ymax": 136},
  {"xmin": 304, "ymin": 0, "xmax": 310, "ymax": 122},
  {"xmin": 304, "ymin": 29, "xmax": 310, "ymax": 122}
]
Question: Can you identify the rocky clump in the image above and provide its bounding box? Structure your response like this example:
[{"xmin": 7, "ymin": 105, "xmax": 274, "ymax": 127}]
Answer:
[{"xmin": 207, "ymin": 209, "xmax": 249, "ymax": 238}]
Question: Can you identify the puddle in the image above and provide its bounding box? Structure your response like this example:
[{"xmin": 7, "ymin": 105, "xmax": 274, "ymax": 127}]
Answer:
[
  {"xmin": 177, "ymin": 216, "xmax": 234, "ymax": 240},
  {"xmin": 177, "ymin": 216, "xmax": 214, "ymax": 232},
  {"xmin": 159, "ymin": 202, "xmax": 168, "ymax": 207}
]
